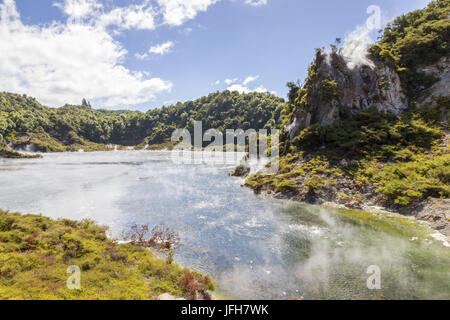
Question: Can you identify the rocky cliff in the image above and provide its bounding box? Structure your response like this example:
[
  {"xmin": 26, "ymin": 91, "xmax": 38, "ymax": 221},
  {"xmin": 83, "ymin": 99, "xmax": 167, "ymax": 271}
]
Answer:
[
  {"xmin": 288, "ymin": 50, "xmax": 397, "ymax": 140},
  {"xmin": 286, "ymin": 47, "xmax": 448, "ymax": 140}
]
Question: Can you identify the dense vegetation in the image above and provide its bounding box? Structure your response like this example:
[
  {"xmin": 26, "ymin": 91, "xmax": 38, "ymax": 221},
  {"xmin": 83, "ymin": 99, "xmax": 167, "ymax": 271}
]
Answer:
[
  {"xmin": 245, "ymin": 0, "xmax": 450, "ymax": 207},
  {"xmin": 0, "ymin": 91, "xmax": 284, "ymax": 153},
  {"xmin": 0, "ymin": 210, "xmax": 214, "ymax": 300},
  {"xmin": 370, "ymin": 0, "xmax": 450, "ymax": 103},
  {"xmin": 247, "ymin": 101, "xmax": 449, "ymax": 206}
]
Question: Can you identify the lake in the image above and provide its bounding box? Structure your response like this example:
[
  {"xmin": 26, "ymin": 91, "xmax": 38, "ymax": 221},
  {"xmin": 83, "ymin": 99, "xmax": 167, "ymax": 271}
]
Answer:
[{"xmin": 0, "ymin": 151, "xmax": 449, "ymax": 299}]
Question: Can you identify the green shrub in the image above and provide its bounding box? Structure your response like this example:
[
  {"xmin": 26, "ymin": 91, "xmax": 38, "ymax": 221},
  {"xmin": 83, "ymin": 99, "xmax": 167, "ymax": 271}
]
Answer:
[{"xmin": 0, "ymin": 210, "xmax": 214, "ymax": 300}]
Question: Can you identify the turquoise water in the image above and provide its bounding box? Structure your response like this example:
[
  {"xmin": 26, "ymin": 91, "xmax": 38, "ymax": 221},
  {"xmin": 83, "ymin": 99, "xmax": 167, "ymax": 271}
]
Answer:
[{"xmin": 0, "ymin": 151, "xmax": 449, "ymax": 299}]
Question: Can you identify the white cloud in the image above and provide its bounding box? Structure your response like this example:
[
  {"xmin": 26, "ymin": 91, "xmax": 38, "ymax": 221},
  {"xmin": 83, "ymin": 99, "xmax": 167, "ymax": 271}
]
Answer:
[
  {"xmin": 156, "ymin": 0, "xmax": 219, "ymax": 26},
  {"xmin": 98, "ymin": 3, "xmax": 156, "ymax": 30},
  {"xmin": 149, "ymin": 41, "xmax": 174, "ymax": 55},
  {"xmin": 227, "ymin": 84, "xmax": 268, "ymax": 94},
  {"xmin": 226, "ymin": 75, "xmax": 269, "ymax": 94},
  {"xmin": 244, "ymin": 0, "xmax": 268, "ymax": 7},
  {"xmin": 54, "ymin": 1, "xmax": 157, "ymax": 31},
  {"xmin": 243, "ymin": 75, "xmax": 259, "ymax": 86},
  {"xmin": 135, "ymin": 53, "xmax": 149, "ymax": 60},
  {"xmin": 227, "ymin": 84, "xmax": 250, "ymax": 94},
  {"xmin": 53, "ymin": 0, "xmax": 102, "ymax": 19},
  {"xmin": 0, "ymin": 0, "xmax": 172, "ymax": 108},
  {"xmin": 0, "ymin": 0, "xmax": 269, "ymax": 108},
  {"xmin": 225, "ymin": 78, "xmax": 239, "ymax": 85}
]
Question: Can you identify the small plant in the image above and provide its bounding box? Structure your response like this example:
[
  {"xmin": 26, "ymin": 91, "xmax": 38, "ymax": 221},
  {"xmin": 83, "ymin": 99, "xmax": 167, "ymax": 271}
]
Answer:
[
  {"xmin": 274, "ymin": 179, "xmax": 298, "ymax": 193},
  {"xmin": 123, "ymin": 224, "xmax": 181, "ymax": 250},
  {"xmin": 304, "ymin": 175, "xmax": 325, "ymax": 194},
  {"xmin": 179, "ymin": 270, "xmax": 215, "ymax": 300}
]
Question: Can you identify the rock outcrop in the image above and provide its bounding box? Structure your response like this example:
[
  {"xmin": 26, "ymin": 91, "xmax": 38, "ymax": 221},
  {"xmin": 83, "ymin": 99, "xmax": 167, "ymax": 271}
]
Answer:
[
  {"xmin": 417, "ymin": 56, "xmax": 450, "ymax": 124},
  {"xmin": 409, "ymin": 198, "xmax": 450, "ymax": 237},
  {"xmin": 287, "ymin": 47, "xmax": 450, "ymax": 141},
  {"xmin": 418, "ymin": 56, "xmax": 450, "ymax": 105},
  {"xmin": 287, "ymin": 49, "xmax": 408, "ymax": 140}
]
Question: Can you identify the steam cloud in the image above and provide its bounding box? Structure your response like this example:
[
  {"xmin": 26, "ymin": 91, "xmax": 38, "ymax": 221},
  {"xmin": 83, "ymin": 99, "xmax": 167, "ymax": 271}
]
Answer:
[{"xmin": 340, "ymin": 24, "xmax": 376, "ymax": 70}]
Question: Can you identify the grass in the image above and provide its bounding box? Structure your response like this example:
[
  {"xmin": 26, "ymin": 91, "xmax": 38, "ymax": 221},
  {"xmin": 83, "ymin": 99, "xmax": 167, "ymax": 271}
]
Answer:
[{"xmin": 0, "ymin": 209, "xmax": 214, "ymax": 300}]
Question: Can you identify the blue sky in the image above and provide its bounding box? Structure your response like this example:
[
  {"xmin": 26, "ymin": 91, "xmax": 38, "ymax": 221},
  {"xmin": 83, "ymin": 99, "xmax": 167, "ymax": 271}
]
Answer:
[{"xmin": 1, "ymin": 0, "xmax": 432, "ymax": 110}]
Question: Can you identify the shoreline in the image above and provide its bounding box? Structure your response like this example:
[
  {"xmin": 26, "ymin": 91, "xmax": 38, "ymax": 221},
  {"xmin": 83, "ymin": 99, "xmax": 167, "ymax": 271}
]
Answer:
[{"xmin": 252, "ymin": 187, "xmax": 450, "ymax": 246}]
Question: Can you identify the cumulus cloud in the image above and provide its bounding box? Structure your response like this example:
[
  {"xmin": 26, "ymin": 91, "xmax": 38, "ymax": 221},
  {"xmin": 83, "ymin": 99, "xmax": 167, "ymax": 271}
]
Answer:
[
  {"xmin": 149, "ymin": 41, "xmax": 174, "ymax": 55},
  {"xmin": 54, "ymin": 0, "xmax": 157, "ymax": 30},
  {"xmin": 0, "ymin": 0, "xmax": 269, "ymax": 108},
  {"xmin": 0, "ymin": 0, "xmax": 171, "ymax": 108},
  {"xmin": 157, "ymin": 0, "xmax": 219, "ymax": 26}
]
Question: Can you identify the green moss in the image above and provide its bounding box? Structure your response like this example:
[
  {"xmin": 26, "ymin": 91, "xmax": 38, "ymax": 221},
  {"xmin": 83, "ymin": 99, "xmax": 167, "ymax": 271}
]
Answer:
[
  {"xmin": 336, "ymin": 208, "xmax": 434, "ymax": 240},
  {"xmin": 0, "ymin": 210, "xmax": 214, "ymax": 300}
]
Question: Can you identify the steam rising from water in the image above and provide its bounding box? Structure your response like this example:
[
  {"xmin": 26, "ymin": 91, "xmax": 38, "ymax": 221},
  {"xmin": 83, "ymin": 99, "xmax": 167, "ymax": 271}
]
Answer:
[{"xmin": 0, "ymin": 152, "xmax": 449, "ymax": 299}]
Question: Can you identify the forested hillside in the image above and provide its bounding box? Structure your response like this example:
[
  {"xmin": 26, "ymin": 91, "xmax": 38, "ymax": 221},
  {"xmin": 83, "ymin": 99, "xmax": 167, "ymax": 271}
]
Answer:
[{"xmin": 0, "ymin": 91, "xmax": 284, "ymax": 152}]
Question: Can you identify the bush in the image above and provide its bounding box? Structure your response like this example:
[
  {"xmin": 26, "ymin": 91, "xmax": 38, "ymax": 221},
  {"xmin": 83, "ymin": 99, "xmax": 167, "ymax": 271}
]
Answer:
[{"xmin": 0, "ymin": 210, "xmax": 213, "ymax": 300}]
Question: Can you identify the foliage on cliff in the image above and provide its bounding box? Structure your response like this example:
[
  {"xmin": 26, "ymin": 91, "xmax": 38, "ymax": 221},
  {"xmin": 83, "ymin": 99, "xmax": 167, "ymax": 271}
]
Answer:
[
  {"xmin": 370, "ymin": 0, "xmax": 450, "ymax": 103},
  {"xmin": 247, "ymin": 97, "xmax": 449, "ymax": 206},
  {"xmin": 0, "ymin": 91, "xmax": 284, "ymax": 152},
  {"xmin": 0, "ymin": 210, "xmax": 214, "ymax": 300}
]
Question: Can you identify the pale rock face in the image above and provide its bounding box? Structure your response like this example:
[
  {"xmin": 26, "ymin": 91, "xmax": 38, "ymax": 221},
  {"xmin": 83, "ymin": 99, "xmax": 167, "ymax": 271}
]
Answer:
[
  {"xmin": 415, "ymin": 56, "xmax": 450, "ymax": 124},
  {"xmin": 416, "ymin": 56, "xmax": 450, "ymax": 122},
  {"xmin": 287, "ymin": 50, "xmax": 408, "ymax": 140},
  {"xmin": 418, "ymin": 56, "xmax": 450, "ymax": 102}
]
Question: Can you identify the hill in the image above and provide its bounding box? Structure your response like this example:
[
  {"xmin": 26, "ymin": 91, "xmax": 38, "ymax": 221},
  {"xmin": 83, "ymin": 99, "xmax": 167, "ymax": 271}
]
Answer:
[{"xmin": 0, "ymin": 90, "xmax": 284, "ymax": 153}]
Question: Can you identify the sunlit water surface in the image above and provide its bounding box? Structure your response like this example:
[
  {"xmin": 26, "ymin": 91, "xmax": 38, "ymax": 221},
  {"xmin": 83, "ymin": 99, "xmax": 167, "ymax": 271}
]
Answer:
[{"xmin": 0, "ymin": 151, "xmax": 449, "ymax": 299}]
